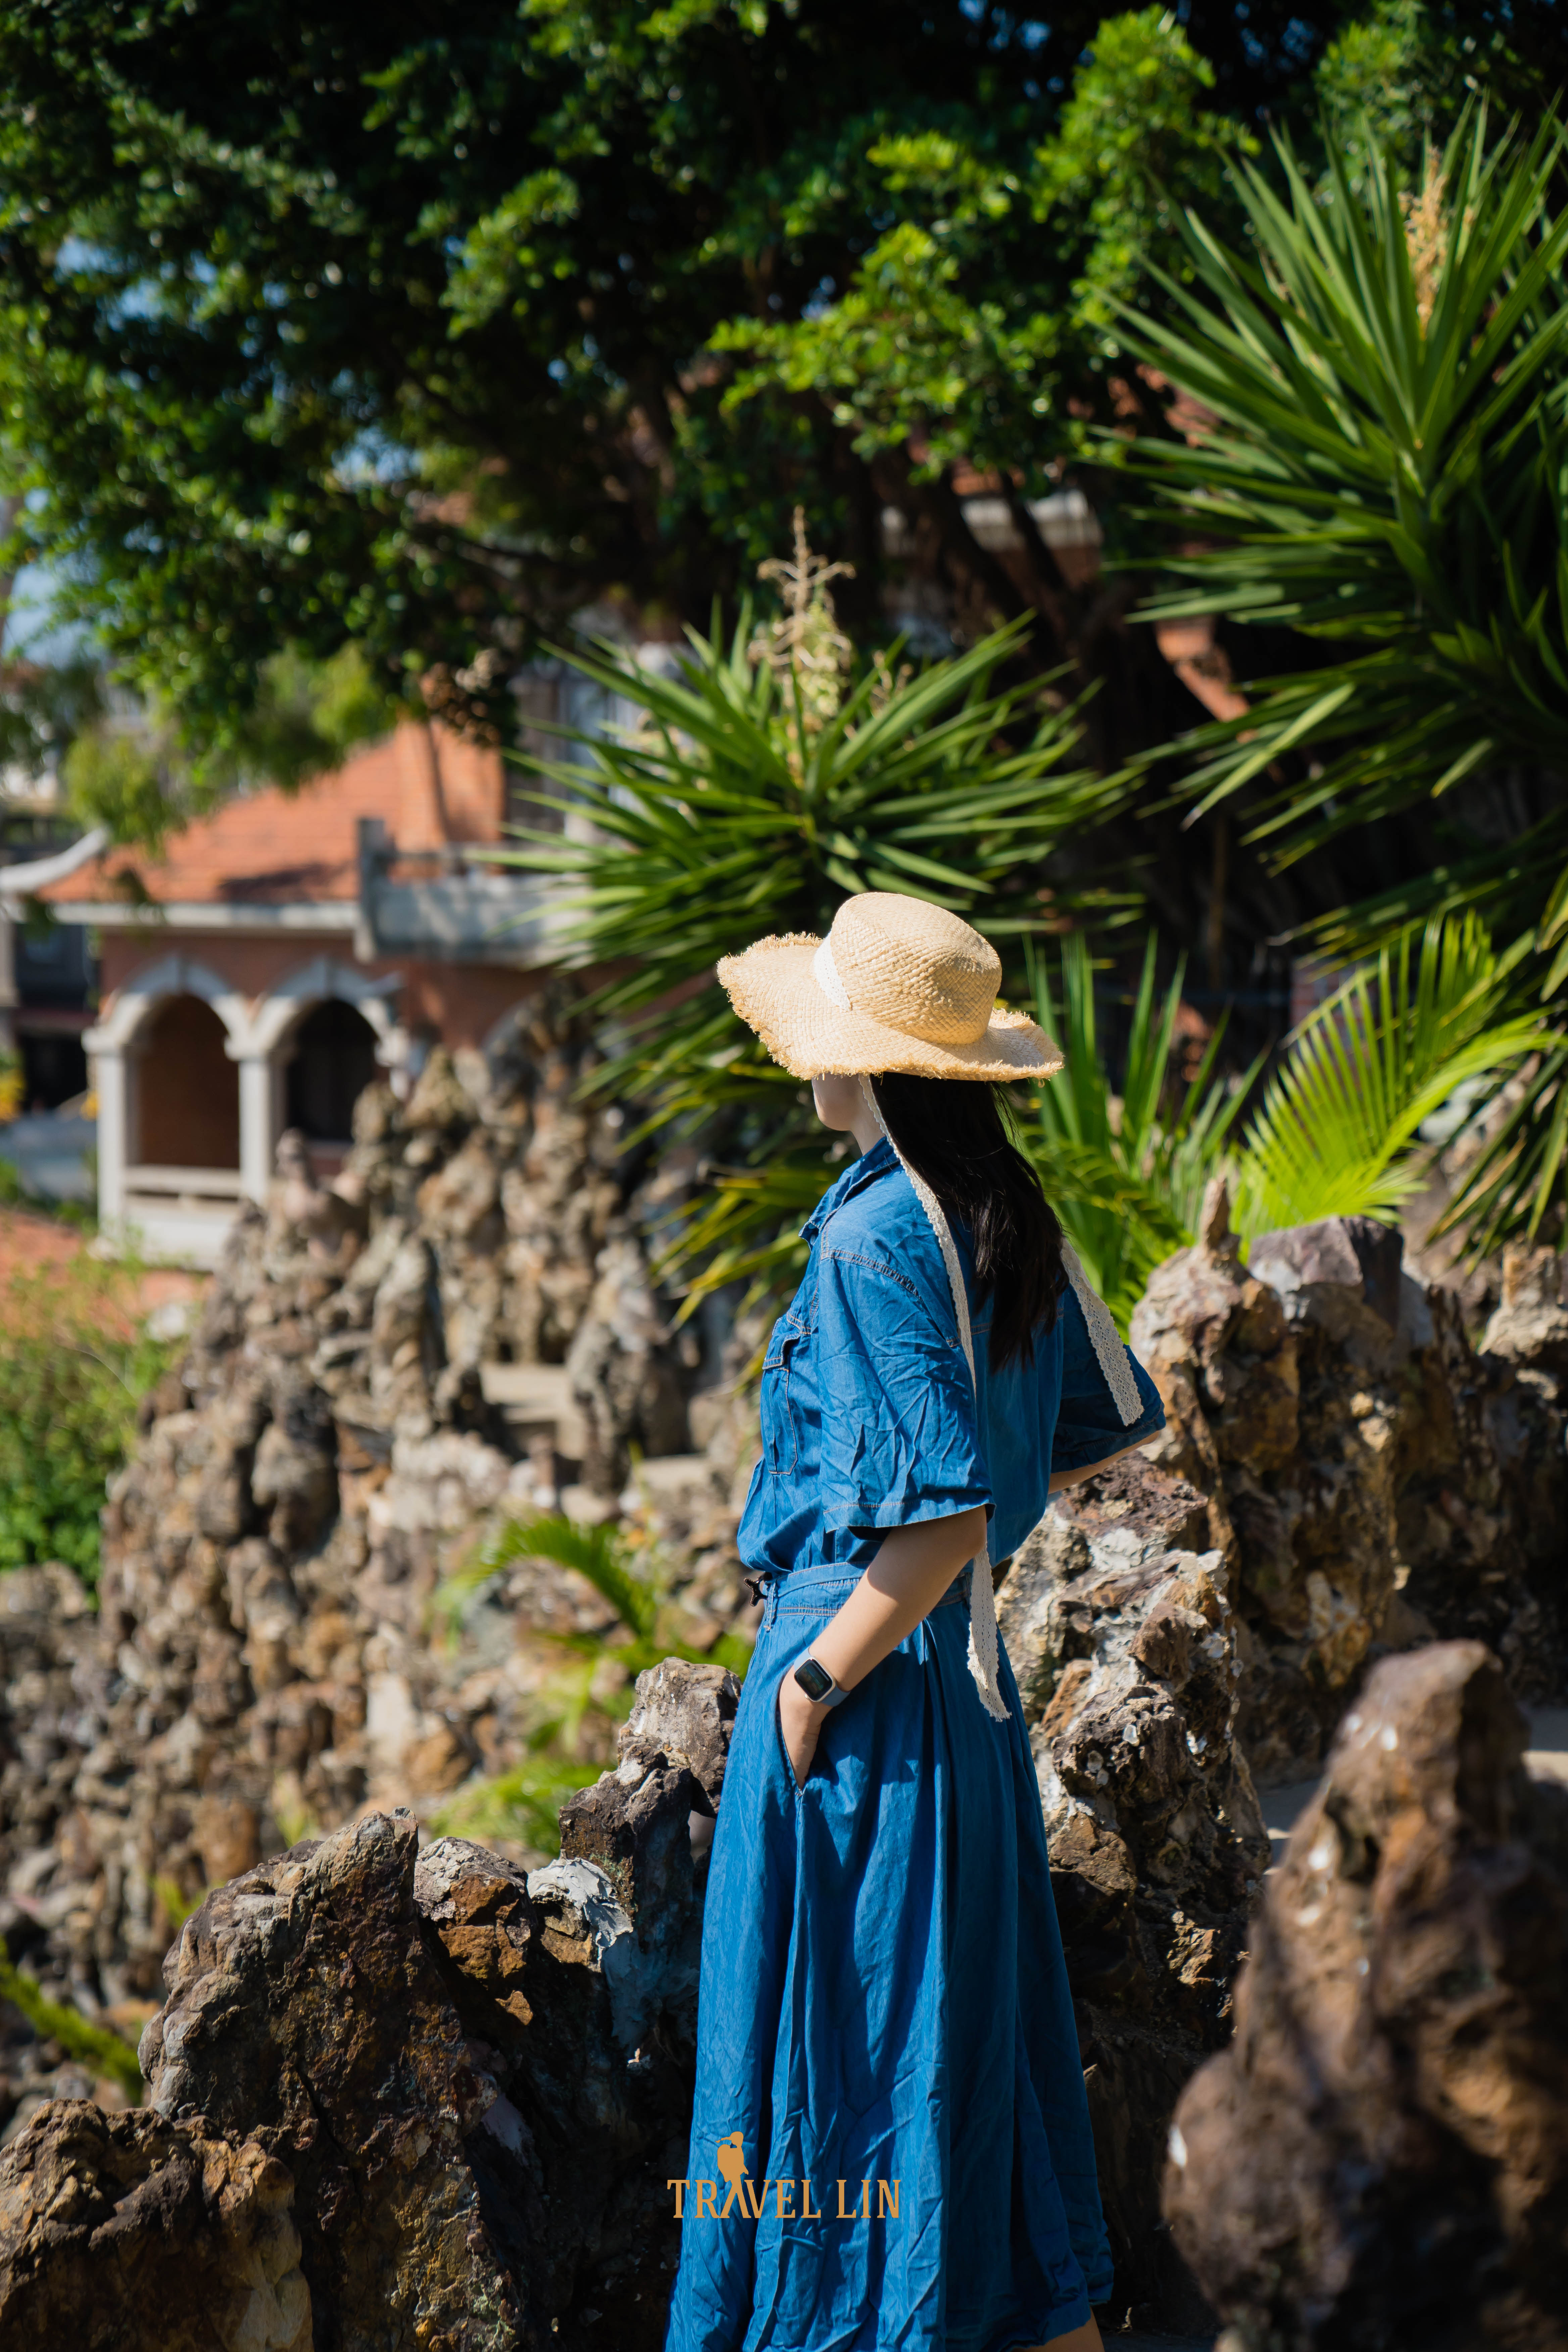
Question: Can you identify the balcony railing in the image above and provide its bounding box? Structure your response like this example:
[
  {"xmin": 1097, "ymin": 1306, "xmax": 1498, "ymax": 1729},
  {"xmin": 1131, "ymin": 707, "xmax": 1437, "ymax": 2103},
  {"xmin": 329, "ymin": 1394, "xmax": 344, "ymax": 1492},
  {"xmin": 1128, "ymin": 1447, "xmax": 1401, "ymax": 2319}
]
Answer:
[{"xmin": 355, "ymin": 823, "xmax": 560, "ymax": 965}]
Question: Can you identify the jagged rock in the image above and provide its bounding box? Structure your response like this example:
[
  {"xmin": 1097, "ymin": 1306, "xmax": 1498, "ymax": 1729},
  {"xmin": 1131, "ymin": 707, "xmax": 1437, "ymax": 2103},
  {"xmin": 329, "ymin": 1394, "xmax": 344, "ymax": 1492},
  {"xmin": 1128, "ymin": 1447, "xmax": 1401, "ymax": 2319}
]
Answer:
[
  {"xmin": 998, "ymin": 1454, "xmax": 1270, "ymax": 2334},
  {"xmin": 1481, "ymin": 1241, "xmax": 1568, "ymax": 1377},
  {"xmin": 141, "ymin": 1810, "xmax": 522, "ymax": 2348},
  {"xmin": 1163, "ymin": 1642, "xmax": 1568, "ymax": 2352},
  {"xmin": 554, "ymin": 1660, "xmax": 743, "ymax": 2058},
  {"xmin": 615, "ymin": 1658, "xmax": 740, "ymax": 1810},
  {"xmin": 127, "ymin": 1795, "xmax": 707, "ymax": 2347},
  {"xmin": 1131, "ymin": 1190, "xmax": 1567, "ymax": 1779},
  {"xmin": 0, "ymin": 2100, "xmax": 310, "ymax": 2350},
  {"xmin": 0, "ymin": 1004, "xmax": 755, "ymax": 2018}
]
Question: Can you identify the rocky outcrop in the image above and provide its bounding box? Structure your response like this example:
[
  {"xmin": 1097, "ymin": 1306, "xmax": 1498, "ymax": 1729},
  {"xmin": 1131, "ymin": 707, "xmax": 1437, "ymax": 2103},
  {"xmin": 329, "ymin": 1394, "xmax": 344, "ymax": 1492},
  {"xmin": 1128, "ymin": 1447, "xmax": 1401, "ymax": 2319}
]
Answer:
[
  {"xmin": 0, "ymin": 1652, "xmax": 735, "ymax": 2350},
  {"xmin": 997, "ymin": 1453, "xmax": 1271, "ymax": 2335},
  {"xmin": 0, "ymin": 2101, "xmax": 310, "ymax": 2351},
  {"xmin": 1163, "ymin": 1641, "xmax": 1568, "ymax": 2352},
  {"xmin": 0, "ymin": 1007, "xmax": 757, "ymax": 2041},
  {"xmin": 1131, "ymin": 1186, "xmax": 1567, "ymax": 1780}
]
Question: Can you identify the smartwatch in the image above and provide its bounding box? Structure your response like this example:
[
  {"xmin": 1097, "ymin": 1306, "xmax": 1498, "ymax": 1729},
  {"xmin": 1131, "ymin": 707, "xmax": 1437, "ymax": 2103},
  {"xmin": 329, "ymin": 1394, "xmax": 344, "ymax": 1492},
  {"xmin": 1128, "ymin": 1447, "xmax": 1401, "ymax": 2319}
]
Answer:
[{"xmin": 793, "ymin": 1655, "xmax": 851, "ymax": 1708}]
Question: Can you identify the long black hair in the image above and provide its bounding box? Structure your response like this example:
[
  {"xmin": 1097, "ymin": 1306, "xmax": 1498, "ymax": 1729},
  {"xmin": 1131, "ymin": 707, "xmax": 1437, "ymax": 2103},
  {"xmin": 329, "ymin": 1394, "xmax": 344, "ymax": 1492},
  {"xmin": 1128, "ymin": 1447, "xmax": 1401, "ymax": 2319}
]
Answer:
[{"xmin": 870, "ymin": 1072, "xmax": 1064, "ymax": 1370}]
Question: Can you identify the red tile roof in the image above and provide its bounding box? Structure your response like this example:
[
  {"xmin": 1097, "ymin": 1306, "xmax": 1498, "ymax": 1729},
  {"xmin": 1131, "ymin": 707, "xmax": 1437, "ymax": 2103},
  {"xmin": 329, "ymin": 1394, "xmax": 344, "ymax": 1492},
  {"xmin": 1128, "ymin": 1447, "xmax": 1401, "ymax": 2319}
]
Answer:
[{"xmin": 43, "ymin": 723, "xmax": 504, "ymax": 911}]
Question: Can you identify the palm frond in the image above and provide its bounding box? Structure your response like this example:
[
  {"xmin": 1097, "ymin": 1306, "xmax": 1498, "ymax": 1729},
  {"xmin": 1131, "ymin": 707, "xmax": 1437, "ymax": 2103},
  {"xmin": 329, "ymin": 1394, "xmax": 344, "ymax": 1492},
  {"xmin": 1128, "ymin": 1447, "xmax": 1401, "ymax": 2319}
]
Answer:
[
  {"xmin": 1019, "ymin": 932, "xmax": 1254, "ymax": 1326},
  {"xmin": 466, "ymin": 1510, "xmax": 662, "ymax": 1640},
  {"xmin": 1114, "ymin": 108, "xmax": 1568, "ymax": 1240},
  {"xmin": 1230, "ymin": 916, "xmax": 1546, "ymax": 1237}
]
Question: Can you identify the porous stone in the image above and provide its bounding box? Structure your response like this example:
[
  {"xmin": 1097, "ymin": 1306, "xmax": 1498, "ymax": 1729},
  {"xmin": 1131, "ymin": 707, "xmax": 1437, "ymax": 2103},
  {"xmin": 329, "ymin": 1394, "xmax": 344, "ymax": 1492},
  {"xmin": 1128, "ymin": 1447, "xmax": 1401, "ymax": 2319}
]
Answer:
[
  {"xmin": 132, "ymin": 1788, "xmax": 712, "ymax": 2349},
  {"xmin": 0, "ymin": 2100, "xmax": 310, "ymax": 2350},
  {"xmin": 1130, "ymin": 1185, "xmax": 1567, "ymax": 1779},
  {"xmin": 0, "ymin": 997, "xmax": 756, "ymax": 2024},
  {"xmin": 1163, "ymin": 1641, "xmax": 1568, "ymax": 2352},
  {"xmin": 999, "ymin": 1452, "xmax": 1270, "ymax": 2335}
]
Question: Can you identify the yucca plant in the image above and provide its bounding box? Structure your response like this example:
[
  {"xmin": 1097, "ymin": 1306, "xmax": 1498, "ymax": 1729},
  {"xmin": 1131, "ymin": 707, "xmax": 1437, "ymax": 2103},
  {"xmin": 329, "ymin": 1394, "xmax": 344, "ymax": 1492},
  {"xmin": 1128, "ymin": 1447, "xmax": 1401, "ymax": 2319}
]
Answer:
[
  {"xmin": 487, "ymin": 527, "xmax": 1121, "ymax": 1239},
  {"xmin": 1115, "ymin": 107, "xmax": 1568, "ymax": 1238},
  {"xmin": 1122, "ymin": 109, "xmax": 1568, "ymax": 886},
  {"xmin": 428, "ymin": 1510, "xmax": 752, "ymax": 1858}
]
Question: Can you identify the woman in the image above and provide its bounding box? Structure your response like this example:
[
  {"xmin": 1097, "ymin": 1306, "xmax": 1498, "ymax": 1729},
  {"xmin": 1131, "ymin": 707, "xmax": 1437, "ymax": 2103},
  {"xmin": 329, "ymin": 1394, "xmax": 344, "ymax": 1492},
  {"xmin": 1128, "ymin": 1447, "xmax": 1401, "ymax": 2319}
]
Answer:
[{"xmin": 667, "ymin": 893, "xmax": 1166, "ymax": 2352}]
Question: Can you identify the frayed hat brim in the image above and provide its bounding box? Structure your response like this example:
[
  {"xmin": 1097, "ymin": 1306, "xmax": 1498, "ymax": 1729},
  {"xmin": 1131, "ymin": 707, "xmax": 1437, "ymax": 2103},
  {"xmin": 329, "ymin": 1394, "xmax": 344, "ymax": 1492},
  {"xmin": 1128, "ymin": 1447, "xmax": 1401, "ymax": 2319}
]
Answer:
[{"xmin": 717, "ymin": 933, "xmax": 1064, "ymax": 1082}]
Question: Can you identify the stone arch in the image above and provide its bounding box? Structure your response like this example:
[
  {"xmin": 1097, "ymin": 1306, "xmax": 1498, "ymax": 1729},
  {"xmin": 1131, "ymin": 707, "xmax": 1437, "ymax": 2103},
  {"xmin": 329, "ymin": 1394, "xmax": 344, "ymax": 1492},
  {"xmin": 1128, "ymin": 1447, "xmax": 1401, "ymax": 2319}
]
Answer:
[
  {"xmin": 235, "ymin": 954, "xmax": 405, "ymax": 1068},
  {"xmin": 89, "ymin": 952, "xmax": 251, "ymax": 1056}
]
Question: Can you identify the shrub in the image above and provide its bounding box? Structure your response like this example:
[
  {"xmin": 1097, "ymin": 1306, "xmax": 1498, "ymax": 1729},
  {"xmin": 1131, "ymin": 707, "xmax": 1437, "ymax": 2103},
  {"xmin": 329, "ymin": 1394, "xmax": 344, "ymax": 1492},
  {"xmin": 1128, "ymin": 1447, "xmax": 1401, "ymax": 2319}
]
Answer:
[{"xmin": 0, "ymin": 1253, "xmax": 177, "ymax": 1589}]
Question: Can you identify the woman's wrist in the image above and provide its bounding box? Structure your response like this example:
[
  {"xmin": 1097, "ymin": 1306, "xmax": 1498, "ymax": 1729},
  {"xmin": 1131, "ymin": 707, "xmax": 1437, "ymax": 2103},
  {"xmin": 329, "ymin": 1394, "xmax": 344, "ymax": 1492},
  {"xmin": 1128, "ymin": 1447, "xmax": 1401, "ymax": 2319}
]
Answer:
[{"xmin": 782, "ymin": 1668, "xmax": 832, "ymax": 1720}]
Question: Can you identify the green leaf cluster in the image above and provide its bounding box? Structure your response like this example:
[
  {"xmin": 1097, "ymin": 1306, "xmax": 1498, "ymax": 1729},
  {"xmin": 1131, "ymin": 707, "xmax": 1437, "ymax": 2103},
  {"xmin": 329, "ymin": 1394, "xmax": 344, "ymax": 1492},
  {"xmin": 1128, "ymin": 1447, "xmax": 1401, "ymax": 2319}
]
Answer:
[
  {"xmin": 492, "ymin": 603, "xmax": 1115, "ymax": 1163},
  {"xmin": 429, "ymin": 1508, "xmax": 752, "ymax": 1857},
  {"xmin": 1118, "ymin": 106, "xmax": 1568, "ymax": 1237},
  {"xmin": 1032, "ymin": 913, "xmax": 1543, "ymax": 1326},
  {"xmin": 712, "ymin": 8, "xmax": 1255, "ymax": 481},
  {"xmin": 0, "ymin": 1256, "xmax": 178, "ymax": 1588},
  {"xmin": 0, "ymin": 0, "xmax": 1475, "ymax": 775},
  {"xmin": 1020, "ymin": 931, "xmax": 1252, "ymax": 1328}
]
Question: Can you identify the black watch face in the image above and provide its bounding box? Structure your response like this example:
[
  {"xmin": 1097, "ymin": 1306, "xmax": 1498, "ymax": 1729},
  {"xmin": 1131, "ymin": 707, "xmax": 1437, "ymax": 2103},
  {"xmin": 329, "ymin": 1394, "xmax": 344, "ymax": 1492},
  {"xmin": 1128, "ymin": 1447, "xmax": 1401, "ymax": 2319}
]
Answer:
[{"xmin": 794, "ymin": 1657, "xmax": 835, "ymax": 1703}]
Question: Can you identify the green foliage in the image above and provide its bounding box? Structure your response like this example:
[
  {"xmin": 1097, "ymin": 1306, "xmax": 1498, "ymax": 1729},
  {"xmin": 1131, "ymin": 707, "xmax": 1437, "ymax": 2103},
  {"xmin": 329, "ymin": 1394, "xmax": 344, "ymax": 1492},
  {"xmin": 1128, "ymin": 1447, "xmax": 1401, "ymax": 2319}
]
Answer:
[
  {"xmin": 713, "ymin": 8, "xmax": 1255, "ymax": 478},
  {"xmin": 0, "ymin": 0, "xmax": 1468, "ymax": 775},
  {"xmin": 61, "ymin": 728, "xmax": 174, "ymax": 851},
  {"xmin": 1228, "ymin": 916, "xmax": 1545, "ymax": 1238},
  {"xmin": 0, "ymin": 651, "xmax": 105, "ymax": 794},
  {"xmin": 1020, "ymin": 932, "xmax": 1254, "ymax": 1328},
  {"xmin": 493, "ymin": 583, "xmax": 1112, "ymax": 1241},
  {"xmin": 0, "ymin": 1947, "xmax": 142, "ymax": 2101},
  {"xmin": 426, "ymin": 1749, "xmax": 606, "ymax": 1859},
  {"xmin": 1033, "ymin": 916, "xmax": 1543, "ymax": 1322},
  {"xmin": 0, "ymin": 1257, "xmax": 177, "ymax": 1587},
  {"xmin": 61, "ymin": 643, "xmax": 400, "ymax": 847},
  {"xmin": 151, "ymin": 1875, "xmax": 208, "ymax": 1936},
  {"xmin": 1122, "ymin": 111, "xmax": 1568, "ymax": 932},
  {"xmin": 1118, "ymin": 107, "xmax": 1568, "ymax": 1237},
  {"xmin": 429, "ymin": 1510, "xmax": 752, "ymax": 1857}
]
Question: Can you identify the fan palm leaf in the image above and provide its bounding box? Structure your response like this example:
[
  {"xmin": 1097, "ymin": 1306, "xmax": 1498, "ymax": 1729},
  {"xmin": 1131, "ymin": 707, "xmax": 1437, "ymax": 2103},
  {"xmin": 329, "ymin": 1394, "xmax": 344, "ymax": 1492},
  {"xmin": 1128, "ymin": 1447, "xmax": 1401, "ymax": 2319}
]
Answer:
[{"xmin": 1230, "ymin": 916, "xmax": 1545, "ymax": 1237}]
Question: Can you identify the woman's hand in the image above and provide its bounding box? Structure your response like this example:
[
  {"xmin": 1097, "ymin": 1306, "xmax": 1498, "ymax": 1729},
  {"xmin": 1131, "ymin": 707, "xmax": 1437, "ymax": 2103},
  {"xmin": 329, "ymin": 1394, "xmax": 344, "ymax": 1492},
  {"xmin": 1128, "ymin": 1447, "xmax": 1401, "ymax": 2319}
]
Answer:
[{"xmin": 777, "ymin": 1667, "xmax": 831, "ymax": 1789}]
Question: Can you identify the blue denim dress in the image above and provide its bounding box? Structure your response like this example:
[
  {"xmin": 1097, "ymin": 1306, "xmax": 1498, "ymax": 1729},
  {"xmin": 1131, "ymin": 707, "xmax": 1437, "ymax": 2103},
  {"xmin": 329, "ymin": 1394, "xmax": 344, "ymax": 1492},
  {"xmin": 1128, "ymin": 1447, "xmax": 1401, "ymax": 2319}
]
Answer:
[{"xmin": 666, "ymin": 1140, "xmax": 1166, "ymax": 2352}]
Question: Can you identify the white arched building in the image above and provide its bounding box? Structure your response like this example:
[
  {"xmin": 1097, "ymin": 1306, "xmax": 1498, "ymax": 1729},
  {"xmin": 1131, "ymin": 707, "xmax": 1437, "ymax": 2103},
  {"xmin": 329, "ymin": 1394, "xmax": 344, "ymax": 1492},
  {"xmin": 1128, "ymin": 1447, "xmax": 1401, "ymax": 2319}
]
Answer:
[
  {"xmin": 41, "ymin": 719, "xmax": 559, "ymax": 1266},
  {"xmin": 86, "ymin": 952, "xmax": 407, "ymax": 1263}
]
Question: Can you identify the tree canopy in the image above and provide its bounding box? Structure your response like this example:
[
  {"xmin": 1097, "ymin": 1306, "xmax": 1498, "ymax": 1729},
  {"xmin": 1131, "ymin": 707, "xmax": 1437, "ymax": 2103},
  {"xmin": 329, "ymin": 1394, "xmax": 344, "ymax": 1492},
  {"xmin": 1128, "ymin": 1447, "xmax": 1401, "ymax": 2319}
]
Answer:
[{"xmin": 3, "ymin": 0, "xmax": 1546, "ymax": 799}]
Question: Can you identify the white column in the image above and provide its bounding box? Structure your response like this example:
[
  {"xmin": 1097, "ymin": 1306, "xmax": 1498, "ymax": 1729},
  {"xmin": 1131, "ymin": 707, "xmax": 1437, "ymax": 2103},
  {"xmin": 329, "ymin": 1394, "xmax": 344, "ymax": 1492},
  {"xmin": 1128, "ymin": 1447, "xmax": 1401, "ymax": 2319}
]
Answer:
[
  {"xmin": 0, "ymin": 908, "xmax": 17, "ymax": 1058},
  {"xmin": 86, "ymin": 1031, "xmax": 128, "ymax": 1236},
  {"xmin": 236, "ymin": 1053, "xmax": 276, "ymax": 1204}
]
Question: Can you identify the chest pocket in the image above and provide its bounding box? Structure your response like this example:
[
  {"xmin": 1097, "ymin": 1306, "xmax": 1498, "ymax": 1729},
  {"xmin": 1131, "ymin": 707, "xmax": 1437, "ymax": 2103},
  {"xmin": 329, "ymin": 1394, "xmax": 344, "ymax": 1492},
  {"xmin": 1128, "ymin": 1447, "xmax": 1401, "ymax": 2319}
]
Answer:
[{"xmin": 760, "ymin": 1309, "xmax": 807, "ymax": 1478}]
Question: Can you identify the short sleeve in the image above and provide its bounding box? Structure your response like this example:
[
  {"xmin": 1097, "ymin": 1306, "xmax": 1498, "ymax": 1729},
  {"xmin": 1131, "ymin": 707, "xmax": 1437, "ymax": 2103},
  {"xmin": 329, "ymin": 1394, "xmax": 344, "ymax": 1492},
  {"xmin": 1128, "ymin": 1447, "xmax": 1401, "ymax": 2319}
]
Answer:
[
  {"xmin": 815, "ymin": 1245, "xmax": 993, "ymax": 1537},
  {"xmin": 1050, "ymin": 1282, "xmax": 1166, "ymax": 1473}
]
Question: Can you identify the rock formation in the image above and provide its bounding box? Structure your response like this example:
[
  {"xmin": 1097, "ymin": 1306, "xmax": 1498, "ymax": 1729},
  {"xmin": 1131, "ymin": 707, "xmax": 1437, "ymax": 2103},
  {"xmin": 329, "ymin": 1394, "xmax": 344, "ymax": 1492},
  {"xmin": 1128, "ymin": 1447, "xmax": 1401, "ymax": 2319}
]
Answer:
[
  {"xmin": 0, "ymin": 2102, "xmax": 311, "ymax": 2352},
  {"xmin": 1163, "ymin": 1641, "xmax": 1568, "ymax": 2352},
  {"xmin": 998, "ymin": 1453, "xmax": 1271, "ymax": 2335},
  {"xmin": 1131, "ymin": 1186, "xmax": 1567, "ymax": 1780},
  {"xmin": 0, "ymin": 1003, "xmax": 756, "ymax": 2066},
  {"xmin": 4, "ymin": 1088, "xmax": 1567, "ymax": 2336},
  {"xmin": 0, "ymin": 1657, "xmax": 739, "ymax": 2350}
]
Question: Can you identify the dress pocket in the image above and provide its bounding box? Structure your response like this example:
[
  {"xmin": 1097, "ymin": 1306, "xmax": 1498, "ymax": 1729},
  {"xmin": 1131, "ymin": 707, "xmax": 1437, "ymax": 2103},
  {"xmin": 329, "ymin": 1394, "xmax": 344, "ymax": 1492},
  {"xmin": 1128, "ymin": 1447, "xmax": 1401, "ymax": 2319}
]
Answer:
[
  {"xmin": 772, "ymin": 1668, "xmax": 805, "ymax": 1796},
  {"xmin": 760, "ymin": 1315, "xmax": 804, "ymax": 1478}
]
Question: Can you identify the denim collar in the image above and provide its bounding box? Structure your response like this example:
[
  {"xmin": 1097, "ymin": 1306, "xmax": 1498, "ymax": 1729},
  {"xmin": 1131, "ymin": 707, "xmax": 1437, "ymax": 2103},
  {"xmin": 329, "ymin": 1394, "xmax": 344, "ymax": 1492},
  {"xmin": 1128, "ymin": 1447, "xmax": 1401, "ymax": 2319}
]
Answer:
[{"xmin": 800, "ymin": 1134, "xmax": 897, "ymax": 1243}]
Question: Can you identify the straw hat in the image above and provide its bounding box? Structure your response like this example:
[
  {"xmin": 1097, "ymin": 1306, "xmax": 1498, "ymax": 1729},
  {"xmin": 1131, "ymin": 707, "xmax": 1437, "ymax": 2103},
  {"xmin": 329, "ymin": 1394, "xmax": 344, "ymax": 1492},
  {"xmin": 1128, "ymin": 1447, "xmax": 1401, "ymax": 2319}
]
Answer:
[{"xmin": 716, "ymin": 892, "xmax": 1063, "ymax": 1082}]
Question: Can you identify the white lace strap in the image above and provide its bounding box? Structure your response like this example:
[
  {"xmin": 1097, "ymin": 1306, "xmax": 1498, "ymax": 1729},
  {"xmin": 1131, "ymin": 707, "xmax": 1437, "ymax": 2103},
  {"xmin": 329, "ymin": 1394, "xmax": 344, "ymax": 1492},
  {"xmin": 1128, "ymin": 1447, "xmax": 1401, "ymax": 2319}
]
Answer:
[
  {"xmin": 1060, "ymin": 1242, "xmax": 1143, "ymax": 1425},
  {"xmin": 859, "ymin": 1080, "xmax": 1010, "ymax": 1723}
]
